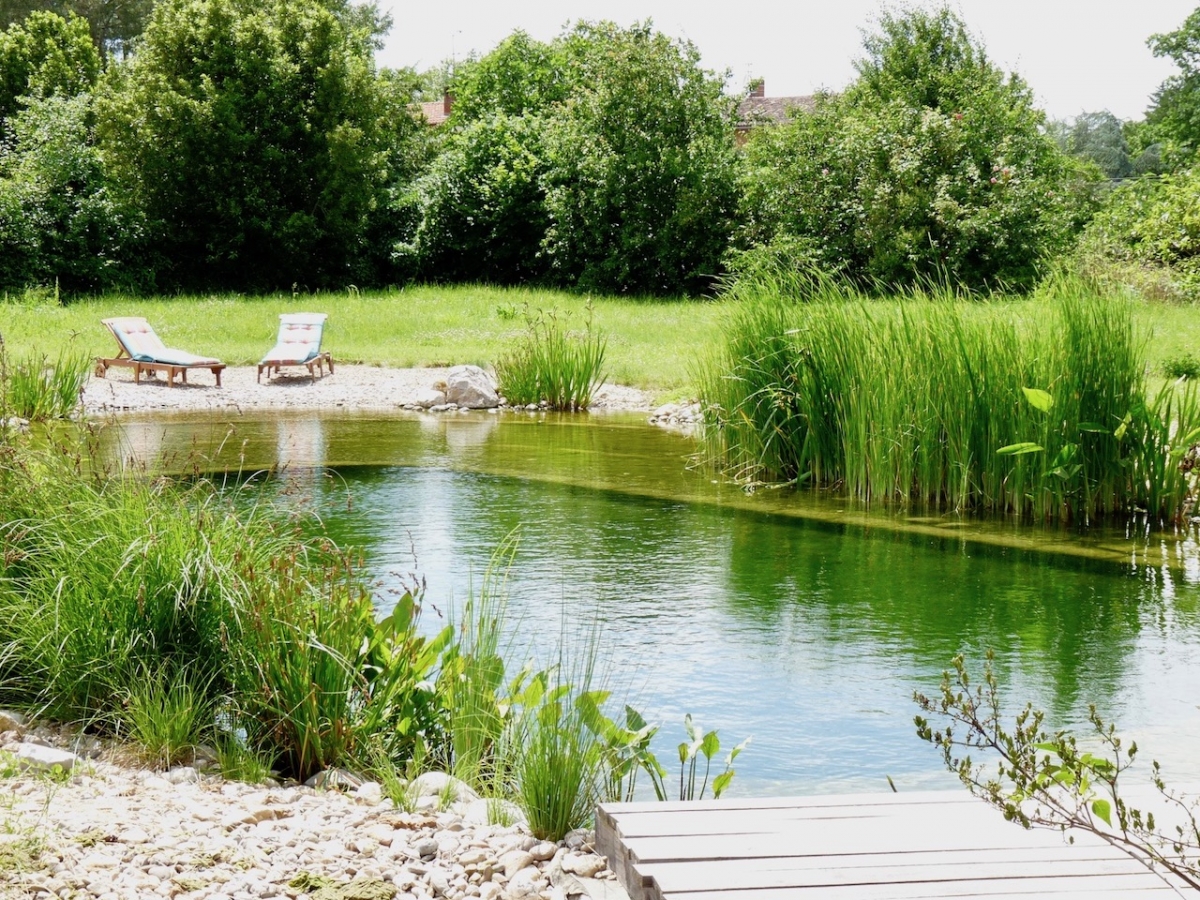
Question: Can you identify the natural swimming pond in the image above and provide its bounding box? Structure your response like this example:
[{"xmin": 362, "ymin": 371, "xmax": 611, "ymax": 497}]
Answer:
[{"xmin": 100, "ymin": 410, "xmax": 1200, "ymax": 796}]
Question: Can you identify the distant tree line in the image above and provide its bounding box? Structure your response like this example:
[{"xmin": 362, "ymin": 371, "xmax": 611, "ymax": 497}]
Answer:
[{"xmin": 1, "ymin": 1, "xmax": 1199, "ymax": 297}]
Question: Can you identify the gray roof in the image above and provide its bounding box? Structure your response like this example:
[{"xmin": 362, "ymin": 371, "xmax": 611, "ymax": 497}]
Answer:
[{"xmin": 736, "ymin": 94, "xmax": 817, "ymax": 129}]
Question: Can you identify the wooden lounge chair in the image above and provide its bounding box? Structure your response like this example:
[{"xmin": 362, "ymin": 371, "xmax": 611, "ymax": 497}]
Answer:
[
  {"xmin": 96, "ymin": 317, "xmax": 226, "ymax": 387},
  {"xmin": 257, "ymin": 313, "xmax": 334, "ymax": 383}
]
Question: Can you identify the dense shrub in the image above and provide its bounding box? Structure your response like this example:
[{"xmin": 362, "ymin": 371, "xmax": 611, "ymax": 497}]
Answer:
[
  {"xmin": 95, "ymin": 0, "xmax": 426, "ymax": 291},
  {"xmin": 399, "ymin": 112, "xmax": 551, "ymax": 284},
  {"xmin": 737, "ymin": 8, "xmax": 1094, "ymax": 292},
  {"xmin": 1078, "ymin": 168, "xmax": 1200, "ymax": 300},
  {"xmin": 0, "ymin": 93, "xmax": 142, "ymax": 292},
  {"xmin": 407, "ymin": 21, "xmax": 740, "ymax": 296}
]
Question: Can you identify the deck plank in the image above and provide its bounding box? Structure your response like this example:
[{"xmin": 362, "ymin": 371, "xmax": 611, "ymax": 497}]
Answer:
[{"xmin": 596, "ymin": 791, "xmax": 1192, "ymax": 900}]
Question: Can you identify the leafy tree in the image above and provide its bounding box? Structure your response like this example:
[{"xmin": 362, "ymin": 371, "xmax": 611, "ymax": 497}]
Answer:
[
  {"xmin": 399, "ymin": 112, "xmax": 550, "ymax": 284},
  {"xmin": 0, "ymin": 92, "xmax": 141, "ymax": 291},
  {"xmin": 1078, "ymin": 167, "xmax": 1200, "ymax": 300},
  {"xmin": 1147, "ymin": 7, "xmax": 1200, "ymax": 165},
  {"xmin": 0, "ymin": 10, "xmax": 98, "ymax": 126},
  {"xmin": 738, "ymin": 7, "xmax": 1092, "ymax": 291},
  {"xmin": 95, "ymin": 0, "xmax": 426, "ymax": 291},
  {"xmin": 0, "ymin": 0, "xmax": 152, "ymax": 56},
  {"xmin": 1050, "ymin": 111, "xmax": 1133, "ymax": 180},
  {"xmin": 448, "ymin": 31, "xmax": 569, "ymax": 122},
  {"xmin": 539, "ymin": 22, "xmax": 740, "ymax": 294}
]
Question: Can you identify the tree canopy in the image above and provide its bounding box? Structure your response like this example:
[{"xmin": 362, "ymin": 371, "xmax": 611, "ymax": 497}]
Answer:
[
  {"xmin": 95, "ymin": 0, "xmax": 424, "ymax": 291},
  {"xmin": 1146, "ymin": 7, "xmax": 1200, "ymax": 165},
  {"xmin": 0, "ymin": 9, "xmax": 98, "ymax": 125},
  {"xmin": 404, "ymin": 21, "xmax": 740, "ymax": 295},
  {"xmin": 738, "ymin": 7, "xmax": 1092, "ymax": 291}
]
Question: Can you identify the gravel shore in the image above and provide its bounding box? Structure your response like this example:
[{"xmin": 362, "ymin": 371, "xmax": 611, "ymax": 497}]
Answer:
[
  {"xmin": 1, "ymin": 721, "xmax": 627, "ymax": 900},
  {"xmin": 82, "ymin": 366, "xmax": 654, "ymax": 417}
]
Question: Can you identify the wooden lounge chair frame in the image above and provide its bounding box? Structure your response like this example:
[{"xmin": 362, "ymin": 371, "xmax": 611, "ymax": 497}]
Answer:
[
  {"xmin": 95, "ymin": 318, "xmax": 227, "ymax": 387},
  {"xmin": 257, "ymin": 313, "xmax": 334, "ymax": 383}
]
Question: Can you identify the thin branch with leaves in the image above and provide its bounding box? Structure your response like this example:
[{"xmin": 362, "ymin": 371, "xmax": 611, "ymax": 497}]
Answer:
[{"xmin": 914, "ymin": 651, "xmax": 1200, "ymax": 891}]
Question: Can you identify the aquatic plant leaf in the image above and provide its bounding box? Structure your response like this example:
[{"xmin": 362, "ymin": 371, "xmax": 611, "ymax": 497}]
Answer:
[
  {"xmin": 1022, "ymin": 388, "xmax": 1055, "ymax": 413},
  {"xmin": 997, "ymin": 442, "xmax": 1044, "ymax": 456}
]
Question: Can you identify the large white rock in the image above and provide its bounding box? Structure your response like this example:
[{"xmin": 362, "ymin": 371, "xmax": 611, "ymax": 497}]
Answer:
[
  {"xmin": 14, "ymin": 742, "xmax": 77, "ymax": 773},
  {"xmin": 444, "ymin": 365, "xmax": 499, "ymax": 409},
  {"xmin": 411, "ymin": 771, "xmax": 479, "ymax": 803},
  {"xmin": 412, "ymin": 387, "xmax": 446, "ymax": 409}
]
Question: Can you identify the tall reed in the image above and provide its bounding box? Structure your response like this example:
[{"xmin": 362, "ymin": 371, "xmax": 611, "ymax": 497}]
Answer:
[
  {"xmin": 699, "ymin": 273, "xmax": 1200, "ymax": 524},
  {"xmin": 495, "ymin": 305, "xmax": 607, "ymax": 410},
  {"xmin": 1, "ymin": 347, "xmax": 89, "ymax": 420}
]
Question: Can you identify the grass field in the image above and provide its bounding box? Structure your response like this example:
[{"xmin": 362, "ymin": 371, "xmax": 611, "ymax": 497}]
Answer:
[
  {"xmin": 0, "ymin": 285, "xmax": 729, "ymax": 398},
  {"xmin": 1, "ymin": 284, "xmax": 1196, "ymax": 397}
]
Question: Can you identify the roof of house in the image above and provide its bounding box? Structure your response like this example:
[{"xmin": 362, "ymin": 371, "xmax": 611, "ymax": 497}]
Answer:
[
  {"xmin": 419, "ymin": 100, "xmax": 451, "ymax": 126},
  {"xmin": 736, "ymin": 94, "xmax": 817, "ymax": 130}
]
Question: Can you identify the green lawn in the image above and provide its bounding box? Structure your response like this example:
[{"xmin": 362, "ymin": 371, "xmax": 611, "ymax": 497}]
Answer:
[
  {"xmin": 1, "ymin": 284, "xmax": 1194, "ymax": 398},
  {"xmin": 0, "ymin": 285, "xmax": 729, "ymax": 400}
]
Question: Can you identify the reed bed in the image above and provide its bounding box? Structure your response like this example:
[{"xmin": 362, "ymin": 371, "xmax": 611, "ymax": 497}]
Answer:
[
  {"xmin": 494, "ymin": 305, "xmax": 607, "ymax": 410},
  {"xmin": 699, "ymin": 274, "xmax": 1200, "ymax": 524}
]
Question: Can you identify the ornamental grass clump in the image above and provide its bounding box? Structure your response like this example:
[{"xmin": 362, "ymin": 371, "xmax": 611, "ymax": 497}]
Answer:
[
  {"xmin": 699, "ymin": 272, "xmax": 1200, "ymax": 524},
  {"xmin": 0, "ymin": 425, "xmax": 447, "ymax": 782},
  {"xmin": 0, "ymin": 336, "xmax": 88, "ymax": 421},
  {"xmin": 495, "ymin": 304, "xmax": 607, "ymax": 410}
]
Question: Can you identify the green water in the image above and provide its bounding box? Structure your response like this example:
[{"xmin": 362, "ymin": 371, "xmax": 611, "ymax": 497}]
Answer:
[{"xmin": 99, "ymin": 410, "xmax": 1200, "ymax": 795}]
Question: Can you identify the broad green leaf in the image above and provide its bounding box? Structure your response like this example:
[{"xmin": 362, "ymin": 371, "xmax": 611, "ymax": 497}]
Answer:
[
  {"xmin": 712, "ymin": 770, "xmax": 734, "ymax": 799},
  {"xmin": 700, "ymin": 730, "xmax": 720, "ymax": 760},
  {"xmin": 1022, "ymin": 387, "xmax": 1054, "ymax": 413},
  {"xmin": 1077, "ymin": 422, "xmax": 1110, "ymax": 433},
  {"xmin": 1092, "ymin": 798, "xmax": 1112, "ymax": 826},
  {"xmin": 997, "ymin": 442, "xmax": 1044, "ymax": 456},
  {"xmin": 1114, "ymin": 413, "xmax": 1132, "ymax": 441}
]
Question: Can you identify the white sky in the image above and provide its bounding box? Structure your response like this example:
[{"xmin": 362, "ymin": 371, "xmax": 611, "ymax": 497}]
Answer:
[{"xmin": 377, "ymin": 0, "xmax": 1198, "ymax": 122}]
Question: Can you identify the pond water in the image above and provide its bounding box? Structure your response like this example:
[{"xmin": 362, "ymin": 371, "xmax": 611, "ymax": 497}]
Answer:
[{"xmin": 100, "ymin": 410, "xmax": 1200, "ymax": 797}]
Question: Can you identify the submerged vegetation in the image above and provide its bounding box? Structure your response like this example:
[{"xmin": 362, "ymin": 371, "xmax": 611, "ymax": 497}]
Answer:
[{"xmin": 699, "ymin": 273, "xmax": 1200, "ymax": 525}]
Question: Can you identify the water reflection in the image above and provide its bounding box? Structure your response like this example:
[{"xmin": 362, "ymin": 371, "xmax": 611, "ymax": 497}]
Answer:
[{"xmin": 94, "ymin": 410, "xmax": 1200, "ymax": 795}]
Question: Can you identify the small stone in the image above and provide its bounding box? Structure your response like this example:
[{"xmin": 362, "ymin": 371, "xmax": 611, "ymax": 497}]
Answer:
[
  {"xmin": 305, "ymin": 768, "xmax": 364, "ymax": 790},
  {"xmin": 561, "ymin": 854, "xmax": 605, "ymax": 878},
  {"xmin": 563, "ymin": 830, "xmax": 592, "ymax": 852},
  {"xmin": 166, "ymin": 766, "xmax": 199, "ymax": 785},
  {"xmin": 410, "ymin": 772, "xmax": 479, "ymax": 804},
  {"xmin": 413, "ymin": 388, "xmax": 447, "ymax": 409},
  {"xmin": 0, "ymin": 710, "xmax": 27, "ymax": 733},
  {"xmin": 220, "ymin": 807, "xmax": 281, "ymax": 829},
  {"xmin": 355, "ymin": 781, "xmax": 384, "ymax": 805},
  {"xmin": 528, "ymin": 843, "xmax": 556, "ymax": 862},
  {"xmin": 428, "ymin": 868, "xmax": 451, "ymax": 897},
  {"xmin": 499, "ymin": 851, "xmax": 533, "ymax": 878},
  {"xmin": 14, "ymin": 742, "xmax": 77, "ymax": 773},
  {"xmin": 415, "ymin": 838, "xmax": 438, "ymax": 859}
]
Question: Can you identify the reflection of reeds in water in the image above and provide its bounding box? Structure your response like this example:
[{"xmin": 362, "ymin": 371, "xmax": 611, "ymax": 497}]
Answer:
[{"xmin": 699, "ymin": 273, "xmax": 1200, "ymax": 525}]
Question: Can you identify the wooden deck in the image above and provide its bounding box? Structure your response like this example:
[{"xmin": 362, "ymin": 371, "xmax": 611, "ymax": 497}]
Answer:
[{"xmin": 595, "ymin": 791, "xmax": 1191, "ymax": 899}]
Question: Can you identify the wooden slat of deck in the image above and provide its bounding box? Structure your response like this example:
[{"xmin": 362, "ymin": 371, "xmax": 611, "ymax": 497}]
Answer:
[
  {"xmin": 639, "ymin": 852, "xmax": 1153, "ymax": 891},
  {"xmin": 596, "ymin": 791, "xmax": 1192, "ymax": 900},
  {"xmin": 666, "ymin": 875, "xmax": 1180, "ymax": 899}
]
